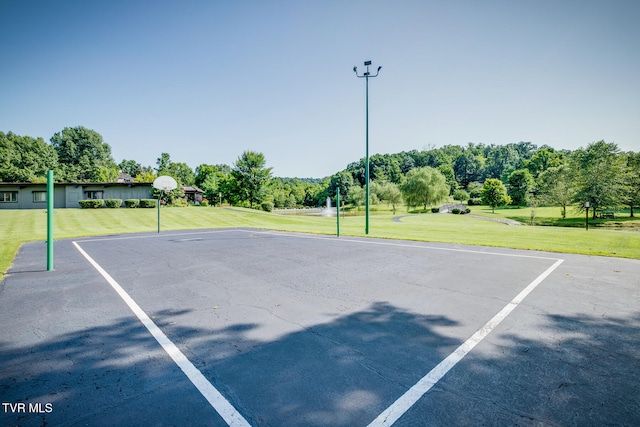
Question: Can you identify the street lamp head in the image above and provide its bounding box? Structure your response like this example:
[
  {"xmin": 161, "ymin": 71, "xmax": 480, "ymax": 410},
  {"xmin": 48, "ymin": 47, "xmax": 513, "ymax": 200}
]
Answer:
[
  {"xmin": 353, "ymin": 66, "xmax": 357, "ymax": 73},
  {"xmin": 364, "ymin": 60, "xmax": 372, "ymax": 66},
  {"xmin": 377, "ymin": 66, "xmax": 382, "ymax": 72}
]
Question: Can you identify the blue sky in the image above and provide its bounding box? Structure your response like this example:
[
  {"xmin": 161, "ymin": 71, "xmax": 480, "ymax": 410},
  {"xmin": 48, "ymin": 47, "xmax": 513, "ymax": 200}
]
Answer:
[{"xmin": 2, "ymin": 0, "xmax": 639, "ymax": 178}]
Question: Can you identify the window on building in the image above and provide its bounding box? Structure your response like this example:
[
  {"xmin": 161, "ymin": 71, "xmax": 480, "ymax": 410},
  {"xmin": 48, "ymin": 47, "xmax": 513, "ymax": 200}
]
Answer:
[
  {"xmin": 0, "ymin": 191, "xmax": 18, "ymax": 202},
  {"xmin": 84, "ymin": 191, "xmax": 104, "ymax": 199},
  {"xmin": 33, "ymin": 191, "xmax": 47, "ymax": 203}
]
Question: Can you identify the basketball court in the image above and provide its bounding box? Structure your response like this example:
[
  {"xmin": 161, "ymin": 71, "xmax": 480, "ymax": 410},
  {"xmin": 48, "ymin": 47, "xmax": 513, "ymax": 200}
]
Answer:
[{"xmin": 1, "ymin": 229, "xmax": 638, "ymax": 426}]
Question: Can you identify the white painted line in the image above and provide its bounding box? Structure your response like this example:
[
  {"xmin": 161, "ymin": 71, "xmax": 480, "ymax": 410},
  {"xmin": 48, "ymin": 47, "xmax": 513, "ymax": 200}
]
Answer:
[
  {"xmin": 72, "ymin": 241, "xmax": 250, "ymax": 427},
  {"xmin": 252, "ymin": 229, "xmax": 561, "ymax": 261},
  {"xmin": 367, "ymin": 258, "xmax": 565, "ymax": 427},
  {"xmin": 77, "ymin": 229, "xmax": 242, "ymax": 243}
]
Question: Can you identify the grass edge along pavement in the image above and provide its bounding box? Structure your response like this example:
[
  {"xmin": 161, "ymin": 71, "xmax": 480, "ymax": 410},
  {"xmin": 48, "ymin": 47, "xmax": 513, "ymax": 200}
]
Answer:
[{"xmin": 2, "ymin": 206, "xmax": 640, "ymax": 282}]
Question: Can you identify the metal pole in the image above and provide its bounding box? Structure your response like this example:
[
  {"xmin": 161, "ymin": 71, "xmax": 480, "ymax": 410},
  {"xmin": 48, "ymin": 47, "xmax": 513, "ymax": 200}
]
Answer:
[
  {"xmin": 336, "ymin": 189, "xmax": 340, "ymax": 237},
  {"xmin": 157, "ymin": 193, "xmax": 161, "ymax": 233},
  {"xmin": 365, "ymin": 72, "xmax": 370, "ymax": 235},
  {"xmin": 586, "ymin": 206, "xmax": 589, "ymax": 231},
  {"xmin": 47, "ymin": 170, "xmax": 54, "ymax": 270}
]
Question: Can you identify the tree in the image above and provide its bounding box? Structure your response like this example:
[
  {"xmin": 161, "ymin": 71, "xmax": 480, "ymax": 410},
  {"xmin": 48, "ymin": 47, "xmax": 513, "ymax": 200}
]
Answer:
[
  {"xmin": 156, "ymin": 152, "xmax": 172, "ymax": 175},
  {"xmin": 195, "ymin": 164, "xmax": 220, "ymax": 204},
  {"xmin": 571, "ymin": 140, "xmax": 626, "ymax": 219},
  {"xmin": 0, "ymin": 132, "xmax": 57, "ymax": 182},
  {"xmin": 118, "ymin": 159, "xmax": 142, "ymax": 178},
  {"xmin": 438, "ymin": 164, "xmax": 458, "ymax": 194},
  {"xmin": 507, "ymin": 169, "xmax": 534, "ymax": 206},
  {"xmin": 154, "ymin": 152, "xmax": 195, "ymax": 186},
  {"xmin": 537, "ymin": 164, "xmax": 575, "ymax": 219},
  {"xmin": 484, "ymin": 144, "xmax": 520, "ymax": 180},
  {"xmin": 453, "ymin": 151, "xmax": 485, "ymax": 189},
  {"xmin": 327, "ymin": 171, "xmax": 354, "ymax": 203},
  {"xmin": 380, "ymin": 182, "xmax": 402, "ymax": 214},
  {"xmin": 348, "ymin": 185, "xmax": 365, "ymax": 209},
  {"xmin": 481, "ymin": 178, "xmax": 511, "ymax": 213},
  {"xmin": 524, "ymin": 146, "xmax": 564, "ymax": 178},
  {"xmin": 400, "ymin": 167, "xmax": 449, "ymax": 211},
  {"xmin": 167, "ymin": 162, "xmax": 195, "ymax": 186},
  {"xmin": 50, "ymin": 126, "xmax": 117, "ymax": 182},
  {"xmin": 622, "ymin": 151, "xmax": 640, "ymax": 217},
  {"xmin": 230, "ymin": 151, "xmax": 272, "ymax": 208},
  {"xmin": 134, "ymin": 168, "xmax": 157, "ymax": 183}
]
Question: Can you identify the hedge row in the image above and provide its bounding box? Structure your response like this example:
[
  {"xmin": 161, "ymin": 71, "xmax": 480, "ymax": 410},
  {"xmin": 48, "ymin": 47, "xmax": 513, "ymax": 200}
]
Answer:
[{"xmin": 79, "ymin": 199, "xmax": 157, "ymax": 209}]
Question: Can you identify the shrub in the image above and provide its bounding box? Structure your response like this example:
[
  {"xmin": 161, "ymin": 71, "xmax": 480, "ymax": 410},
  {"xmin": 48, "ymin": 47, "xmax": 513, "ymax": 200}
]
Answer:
[
  {"xmin": 140, "ymin": 199, "xmax": 157, "ymax": 208},
  {"xmin": 79, "ymin": 199, "xmax": 104, "ymax": 209},
  {"xmin": 451, "ymin": 208, "xmax": 461, "ymax": 214},
  {"xmin": 453, "ymin": 189, "xmax": 469, "ymax": 201},
  {"xmin": 431, "ymin": 207, "xmax": 440, "ymax": 213},
  {"xmin": 124, "ymin": 199, "xmax": 139, "ymax": 208},
  {"xmin": 465, "ymin": 208, "xmax": 471, "ymax": 214},
  {"xmin": 105, "ymin": 199, "xmax": 122, "ymax": 208},
  {"xmin": 467, "ymin": 198, "xmax": 482, "ymax": 206},
  {"xmin": 261, "ymin": 201, "xmax": 274, "ymax": 212},
  {"xmin": 200, "ymin": 199, "xmax": 209, "ymax": 207},
  {"xmin": 171, "ymin": 198, "xmax": 187, "ymax": 207}
]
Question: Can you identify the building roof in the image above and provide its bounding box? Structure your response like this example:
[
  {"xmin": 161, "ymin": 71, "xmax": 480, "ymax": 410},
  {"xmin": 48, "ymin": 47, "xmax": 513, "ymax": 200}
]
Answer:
[
  {"xmin": 0, "ymin": 181, "xmax": 153, "ymax": 187},
  {"xmin": 182, "ymin": 186, "xmax": 204, "ymax": 193}
]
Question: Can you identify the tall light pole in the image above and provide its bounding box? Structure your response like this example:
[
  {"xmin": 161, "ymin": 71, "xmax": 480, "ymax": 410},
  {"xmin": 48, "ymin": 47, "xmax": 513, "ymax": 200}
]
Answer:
[{"xmin": 354, "ymin": 60, "xmax": 381, "ymax": 235}]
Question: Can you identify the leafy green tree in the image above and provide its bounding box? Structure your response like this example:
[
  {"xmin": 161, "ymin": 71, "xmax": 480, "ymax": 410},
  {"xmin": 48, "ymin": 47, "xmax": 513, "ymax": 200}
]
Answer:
[
  {"xmin": 622, "ymin": 151, "xmax": 640, "ymax": 217},
  {"xmin": 467, "ymin": 181, "xmax": 483, "ymax": 198},
  {"xmin": 0, "ymin": 132, "xmax": 57, "ymax": 181},
  {"xmin": 438, "ymin": 164, "xmax": 458, "ymax": 194},
  {"xmin": 484, "ymin": 144, "xmax": 520, "ymax": 180},
  {"xmin": 134, "ymin": 169, "xmax": 157, "ymax": 183},
  {"xmin": 328, "ymin": 171, "xmax": 354, "ymax": 202},
  {"xmin": 195, "ymin": 164, "xmax": 220, "ymax": 203},
  {"xmin": 571, "ymin": 140, "xmax": 626, "ymax": 219},
  {"xmin": 50, "ymin": 126, "xmax": 117, "ymax": 181},
  {"xmin": 400, "ymin": 167, "xmax": 449, "ymax": 211},
  {"xmin": 377, "ymin": 181, "xmax": 402, "ymax": 213},
  {"xmin": 118, "ymin": 159, "xmax": 142, "ymax": 178},
  {"xmin": 156, "ymin": 152, "xmax": 172, "ymax": 175},
  {"xmin": 453, "ymin": 151, "xmax": 485, "ymax": 189},
  {"xmin": 453, "ymin": 189, "xmax": 469, "ymax": 201},
  {"xmin": 524, "ymin": 146, "xmax": 564, "ymax": 178},
  {"xmin": 537, "ymin": 164, "xmax": 575, "ymax": 219},
  {"xmin": 168, "ymin": 162, "xmax": 195, "ymax": 186},
  {"xmin": 230, "ymin": 151, "xmax": 272, "ymax": 208},
  {"xmin": 96, "ymin": 166, "xmax": 119, "ymax": 182},
  {"xmin": 507, "ymin": 169, "xmax": 534, "ymax": 206},
  {"xmin": 348, "ymin": 185, "xmax": 365, "ymax": 209},
  {"xmin": 155, "ymin": 152, "xmax": 195, "ymax": 185},
  {"xmin": 481, "ymin": 178, "xmax": 511, "ymax": 213}
]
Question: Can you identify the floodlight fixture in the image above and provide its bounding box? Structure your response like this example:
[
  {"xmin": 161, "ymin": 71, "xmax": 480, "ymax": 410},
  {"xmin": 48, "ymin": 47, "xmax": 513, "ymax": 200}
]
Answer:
[{"xmin": 364, "ymin": 60, "xmax": 372, "ymax": 66}]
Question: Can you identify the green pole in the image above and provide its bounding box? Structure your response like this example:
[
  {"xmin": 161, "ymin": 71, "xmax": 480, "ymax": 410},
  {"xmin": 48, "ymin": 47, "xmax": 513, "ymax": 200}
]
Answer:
[
  {"xmin": 365, "ymin": 73, "xmax": 370, "ymax": 235},
  {"xmin": 46, "ymin": 170, "xmax": 54, "ymax": 271},
  {"xmin": 336, "ymin": 190, "xmax": 340, "ymax": 237}
]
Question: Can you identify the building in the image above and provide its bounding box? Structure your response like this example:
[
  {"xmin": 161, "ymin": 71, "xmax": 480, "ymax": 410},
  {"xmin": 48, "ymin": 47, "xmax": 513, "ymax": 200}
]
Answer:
[
  {"xmin": 182, "ymin": 186, "xmax": 204, "ymax": 204},
  {"xmin": 0, "ymin": 182, "xmax": 153, "ymax": 209}
]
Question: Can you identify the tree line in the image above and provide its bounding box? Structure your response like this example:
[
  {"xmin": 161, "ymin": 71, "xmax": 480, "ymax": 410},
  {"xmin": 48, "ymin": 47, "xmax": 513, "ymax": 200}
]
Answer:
[{"xmin": 1, "ymin": 126, "xmax": 638, "ymax": 218}]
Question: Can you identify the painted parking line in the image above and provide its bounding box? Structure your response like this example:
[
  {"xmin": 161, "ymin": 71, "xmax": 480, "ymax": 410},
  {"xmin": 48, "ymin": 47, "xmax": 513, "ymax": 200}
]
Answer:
[
  {"xmin": 368, "ymin": 258, "xmax": 565, "ymax": 426},
  {"xmin": 72, "ymin": 241, "xmax": 250, "ymax": 427}
]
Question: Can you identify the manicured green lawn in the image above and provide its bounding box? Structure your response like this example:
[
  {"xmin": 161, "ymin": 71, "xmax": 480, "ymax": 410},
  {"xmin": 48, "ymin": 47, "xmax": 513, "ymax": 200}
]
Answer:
[{"xmin": 2, "ymin": 206, "xmax": 639, "ymax": 281}]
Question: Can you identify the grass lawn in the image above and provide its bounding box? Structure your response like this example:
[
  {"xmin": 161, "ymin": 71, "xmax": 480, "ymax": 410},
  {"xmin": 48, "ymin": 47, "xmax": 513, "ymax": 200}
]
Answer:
[
  {"xmin": 2, "ymin": 206, "xmax": 639, "ymax": 281},
  {"xmin": 471, "ymin": 205, "xmax": 640, "ymax": 229}
]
